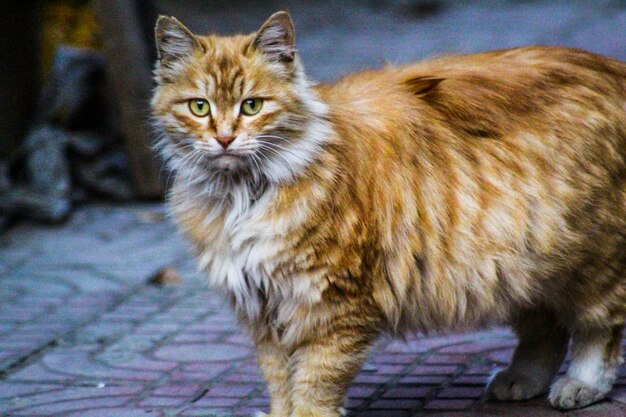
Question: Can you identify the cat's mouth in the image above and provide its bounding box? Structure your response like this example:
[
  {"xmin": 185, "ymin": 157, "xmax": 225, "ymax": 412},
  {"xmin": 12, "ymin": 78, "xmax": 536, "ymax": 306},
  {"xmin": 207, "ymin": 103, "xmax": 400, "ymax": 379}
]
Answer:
[{"xmin": 213, "ymin": 152, "xmax": 247, "ymax": 171}]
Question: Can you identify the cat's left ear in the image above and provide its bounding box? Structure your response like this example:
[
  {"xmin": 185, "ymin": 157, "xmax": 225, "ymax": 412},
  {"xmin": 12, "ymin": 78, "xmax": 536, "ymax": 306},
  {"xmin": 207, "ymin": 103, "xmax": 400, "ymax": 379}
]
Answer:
[{"xmin": 253, "ymin": 11, "xmax": 296, "ymax": 65}]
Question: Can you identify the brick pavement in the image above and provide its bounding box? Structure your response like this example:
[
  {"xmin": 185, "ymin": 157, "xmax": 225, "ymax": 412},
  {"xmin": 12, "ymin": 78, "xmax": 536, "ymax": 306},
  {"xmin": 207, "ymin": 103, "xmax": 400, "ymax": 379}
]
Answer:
[{"xmin": 0, "ymin": 204, "xmax": 625, "ymax": 417}]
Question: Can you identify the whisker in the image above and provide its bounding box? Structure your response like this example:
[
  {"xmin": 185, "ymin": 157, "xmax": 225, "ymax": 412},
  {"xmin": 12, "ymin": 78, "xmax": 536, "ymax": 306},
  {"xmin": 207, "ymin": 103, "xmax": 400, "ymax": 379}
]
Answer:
[
  {"xmin": 256, "ymin": 142, "xmax": 303, "ymax": 160},
  {"xmin": 254, "ymin": 134, "xmax": 292, "ymax": 142},
  {"xmin": 254, "ymin": 145, "xmax": 298, "ymax": 172},
  {"xmin": 257, "ymin": 141, "xmax": 298, "ymax": 154},
  {"xmin": 167, "ymin": 148, "xmax": 201, "ymax": 186}
]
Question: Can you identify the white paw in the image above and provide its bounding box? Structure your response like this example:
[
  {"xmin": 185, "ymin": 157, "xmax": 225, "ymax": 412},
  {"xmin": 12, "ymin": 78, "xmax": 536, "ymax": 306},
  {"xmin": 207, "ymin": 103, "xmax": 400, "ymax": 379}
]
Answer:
[
  {"xmin": 486, "ymin": 368, "xmax": 547, "ymax": 401},
  {"xmin": 549, "ymin": 376, "xmax": 606, "ymax": 410},
  {"xmin": 254, "ymin": 412, "xmax": 269, "ymax": 417}
]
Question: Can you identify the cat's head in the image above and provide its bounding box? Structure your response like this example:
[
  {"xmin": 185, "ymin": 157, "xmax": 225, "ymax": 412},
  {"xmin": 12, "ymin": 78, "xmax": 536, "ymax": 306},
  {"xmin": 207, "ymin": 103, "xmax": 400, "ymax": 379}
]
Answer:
[{"xmin": 151, "ymin": 11, "xmax": 329, "ymax": 195}]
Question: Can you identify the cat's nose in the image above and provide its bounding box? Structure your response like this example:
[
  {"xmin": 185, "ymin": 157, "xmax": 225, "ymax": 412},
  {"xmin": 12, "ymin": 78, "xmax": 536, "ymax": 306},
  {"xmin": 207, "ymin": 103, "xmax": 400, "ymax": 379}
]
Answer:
[{"xmin": 215, "ymin": 135, "xmax": 235, "ymax": 149}]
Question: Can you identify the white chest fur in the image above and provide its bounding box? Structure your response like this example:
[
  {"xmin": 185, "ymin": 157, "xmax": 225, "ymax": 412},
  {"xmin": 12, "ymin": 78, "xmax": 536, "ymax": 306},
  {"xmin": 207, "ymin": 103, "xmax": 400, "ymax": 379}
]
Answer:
[{"xmin": 171, "ymin": 184, "xmax": 324, "ymax": 322}]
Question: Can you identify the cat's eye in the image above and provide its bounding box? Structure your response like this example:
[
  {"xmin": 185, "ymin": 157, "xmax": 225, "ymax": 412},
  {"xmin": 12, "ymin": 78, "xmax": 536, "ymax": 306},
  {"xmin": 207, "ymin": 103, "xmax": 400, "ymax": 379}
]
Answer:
[
  {"xmin": 189, "ymin": 99, "xmax": 211, "ymax": 117},
  {"xmin": 241, "ymin": 98, "xmax": 263, "ymax": 116}
]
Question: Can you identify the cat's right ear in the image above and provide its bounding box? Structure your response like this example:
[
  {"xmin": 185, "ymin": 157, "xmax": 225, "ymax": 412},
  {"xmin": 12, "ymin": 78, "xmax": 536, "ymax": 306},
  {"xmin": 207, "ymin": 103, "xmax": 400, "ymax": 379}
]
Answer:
[
  {"xmin": 155, "ymin": 16, "xmax": 203, "ymax": 77},
  {"xmin": 252, "ymin": 11, "xmax": 296, "ymax": 67}
]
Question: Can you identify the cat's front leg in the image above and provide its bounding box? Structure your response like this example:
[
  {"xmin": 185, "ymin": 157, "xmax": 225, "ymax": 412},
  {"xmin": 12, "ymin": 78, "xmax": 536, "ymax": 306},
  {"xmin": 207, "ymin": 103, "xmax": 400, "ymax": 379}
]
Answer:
[
  {"xmin": 256, "ymin": 335, "xmax": 292, "ymax": 417},
  {"xmin": 287, "ymin": 323, "xmax": 379, "ymax": 417}
]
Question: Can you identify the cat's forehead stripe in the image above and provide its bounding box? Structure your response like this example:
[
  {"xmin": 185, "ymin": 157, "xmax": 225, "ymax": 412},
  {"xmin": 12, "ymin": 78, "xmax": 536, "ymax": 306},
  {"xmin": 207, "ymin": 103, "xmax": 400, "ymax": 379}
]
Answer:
[
  {"xmin": 229, "ymin": 68, "xmax": 243, "ymax": 87},
  {"xmin": 235, "ymin": 74, "xmax": 245, "ymax": 97}
]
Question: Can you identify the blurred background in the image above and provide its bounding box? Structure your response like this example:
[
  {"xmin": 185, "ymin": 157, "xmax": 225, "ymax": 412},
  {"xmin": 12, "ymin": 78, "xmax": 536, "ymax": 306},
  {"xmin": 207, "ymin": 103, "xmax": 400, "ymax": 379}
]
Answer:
[{"xmin": 1, "ymin": 0, "xmax": 625, "ymax": 228}]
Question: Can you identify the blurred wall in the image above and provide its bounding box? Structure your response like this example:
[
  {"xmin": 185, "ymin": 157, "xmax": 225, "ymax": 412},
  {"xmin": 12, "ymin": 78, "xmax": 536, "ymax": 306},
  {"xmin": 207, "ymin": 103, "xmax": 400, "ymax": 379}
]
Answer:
[{"xmin": 0, "ymin": 3, "xmax": 40, "ymax": 158}]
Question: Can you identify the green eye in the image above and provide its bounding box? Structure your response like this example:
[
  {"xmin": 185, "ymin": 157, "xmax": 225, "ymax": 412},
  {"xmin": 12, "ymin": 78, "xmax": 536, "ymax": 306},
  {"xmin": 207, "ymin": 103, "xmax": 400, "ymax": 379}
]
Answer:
[
  {"xmin": 241, "ymin": 98, "xmax": 263, "ymax": 116},
  {"xmin": 189, "ymin": 99, "xmax": 210, "ymax": 117}
]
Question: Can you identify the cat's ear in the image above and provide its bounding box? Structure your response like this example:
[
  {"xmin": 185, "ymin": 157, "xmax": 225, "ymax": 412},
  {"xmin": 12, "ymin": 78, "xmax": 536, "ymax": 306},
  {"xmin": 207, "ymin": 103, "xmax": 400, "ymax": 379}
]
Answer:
[
  {"xmin": 155, "ymin": 15, "xmax": 203, "ymax": 64},
  {"xmin": 405, "ymin": 76, "xmax": 445, "ymax": 96},
  {"xmin": 252, "ymin": 11, "xmax": 296, "ymax": 65}
]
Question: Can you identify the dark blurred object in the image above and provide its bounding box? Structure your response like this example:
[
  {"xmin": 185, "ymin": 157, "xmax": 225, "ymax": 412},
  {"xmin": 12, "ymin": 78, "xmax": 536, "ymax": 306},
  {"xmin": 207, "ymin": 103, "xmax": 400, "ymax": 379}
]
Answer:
[
  {"xmin": 0, "ymin": 2, "xmax": 41, "ymax": 160},
  {"xmin": 0, "ymin": 46, "xmax": 134, "ymax": 224},
  {"xmin": 41, "ymin": 0, "xmax": 101, "ymax": 77},
  {"xmin": 404, "ymin": 0, "xmax": 445, "ymax": 18},
  {"xmin": 93, "ymin": 0, "xmax": 162, "ymax": 198},
  {"xmin": 148, "ymin": 266, "xmax": 183, "ymax": 286}
]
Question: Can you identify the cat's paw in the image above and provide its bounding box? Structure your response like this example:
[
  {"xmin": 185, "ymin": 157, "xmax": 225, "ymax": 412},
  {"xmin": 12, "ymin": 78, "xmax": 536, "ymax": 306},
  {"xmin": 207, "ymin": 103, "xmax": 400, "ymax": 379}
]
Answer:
[
  {"xmin": 254, "ymin": 412, "xmax": 269, "ymax": 417},
  {"xmin": 486, "ymin": 368, "xmax": 547, "ymax": 401},
  {"xmin": 549, "ymin": 376, "xmax": 606, "ymax": 410},
  {"xmin": 292, "ymin": 406, "xmax": 345, "ymax": 417}
]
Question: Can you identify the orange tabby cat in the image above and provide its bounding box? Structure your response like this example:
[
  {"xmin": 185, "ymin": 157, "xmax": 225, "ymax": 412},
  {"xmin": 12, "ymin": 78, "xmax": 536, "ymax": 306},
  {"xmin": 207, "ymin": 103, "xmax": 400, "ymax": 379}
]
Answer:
[{"xmin": 151, "ymin": 11, "xmax": 626, "ymax": 416}]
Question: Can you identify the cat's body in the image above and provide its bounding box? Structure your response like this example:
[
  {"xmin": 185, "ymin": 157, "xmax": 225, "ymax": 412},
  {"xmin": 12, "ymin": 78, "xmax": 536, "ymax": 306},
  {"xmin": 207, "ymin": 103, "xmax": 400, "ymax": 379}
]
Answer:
[{"xmin": 152, "ymin": 12, "xmax": 626, "ymax": 417}]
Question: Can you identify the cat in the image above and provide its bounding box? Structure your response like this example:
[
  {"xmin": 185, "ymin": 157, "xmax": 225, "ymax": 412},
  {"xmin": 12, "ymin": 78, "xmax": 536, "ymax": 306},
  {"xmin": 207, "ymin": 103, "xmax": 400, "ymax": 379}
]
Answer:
[{"xmin": 151, "ymin": 11, "xmax": 626, "ymax": 417}]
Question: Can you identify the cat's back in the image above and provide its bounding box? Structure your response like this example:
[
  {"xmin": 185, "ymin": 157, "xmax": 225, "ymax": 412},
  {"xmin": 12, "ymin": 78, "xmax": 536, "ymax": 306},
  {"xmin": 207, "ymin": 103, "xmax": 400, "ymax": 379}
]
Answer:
[
  {"xmin": 318, "ymin": 46, "xmax": 626, "ymax": 131},
  {"xmin": 317, "ymin": 46, "xmax": 626, "ymax": 189}
]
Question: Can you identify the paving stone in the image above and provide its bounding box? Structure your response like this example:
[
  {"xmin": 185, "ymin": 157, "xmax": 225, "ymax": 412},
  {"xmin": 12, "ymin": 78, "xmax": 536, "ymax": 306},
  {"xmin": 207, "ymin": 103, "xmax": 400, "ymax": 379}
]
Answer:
[
  {"xmin": 246, "ymin": 396, "xmax": 270, "ymax": 407},
  {"xmin": 74, "ymin": 322, "xmax": 135, "ymax": 343},
  {"xmin": 464, "ymin": 365, "xmax": 499, "ymax": 375},
  {"xmin": 423, "ymin": 398, "xmax": 475, "ymax": 410},
  {"xmin": 347, "ymin": 385, "xmax": 379, "ymax": 398},
  {"xmin": 182, "ymin": 362, "xmax": 233, "ymax": 376},
  {"xmin": 191, "ymin": 396, "xmax": 240, "ymax": 407},
  {"xmin": 439, "ymin": 339, "xmax": 517, "ymax": 354},
  {"xmin": 397, "ymin": 375, "xmax": 448, "ymax": 385},
  {"xmin": 0, "ymin": 382, "xmax": 62, "ymax": 399},
  {"xmin": 235, "ymin": 361, "xmax": 264, "ymax": 376},
  {"xmin": 369, "ymin": 364, "xmax": 408, "ymax": 375},
  {"xmin": 151, "ymin": 383, "xmax": 202, "ymax": 397},
  {"xmin": 169, "ymin": 370, "xmax": 215, "ymax": 382},
  {"xmin": 453, "ymin": 375, "xmax": 489, "ymax": 385},
  {"xmin": 11, "ymin": 397, "xmax": 133, "ymax": 415},
  {"xmin": 369, "ymin": 398, "xmax": 421, "ymax": 410},
  {"xmin": 41, "ymin": 352, "xmax": 165, "ymax": 381},
  {"xmin": 223, "ymin": 373, "xmax": 264, "ymax": 383},
  {"xmin": 371, "ymin": 354, "xmax": 417, "ymax": 365},
  {"xmin": 3, "ymin": 385, "xmax": 145, "ymax": 415},
  {"xmin": 567, "ymin": 402, "xmax": 626, "ymax": 417},
  {"xmin": 437, "ymin": 386, "xmax": 485, "ymax": 398},
  {"xmin": 97, "ymin": 352, "xmax": 179, "ymax": 372},
  {"xmin": 206, "ymin": 383, "xmax": 258, "ymax": 398},
  {"xmin": 360, "ymin": 410, "xmax": 412, "ymax": 417},
  {"xmin": 138, "ymin": 396, "xmax": 186, "ymax": 407},
  {"xmin": 110, "ymin": 334, "xmax": 165, "ymax": 352},
  {"xmin": 382, "ymin": 386, "xmax": 432, "ymax": 399},
  {"xmin": 154, "ymin": 343, "xmax": 252, "ymax": 362},
  {"xmin": 424, "ymin": 353, "xmax": 474, "ymax": 365},
  {"xmin": 486, "ymin": 347, "xmax": 514, "ymax": 364},
  {"xmin": 64, "ymin": 408, "xmax": 163, "ymax": 417},
  {"xmin": 610, "ymin": 387, "xmax": 626, "ymax": 403},
  {"xmin": 477, "ymin": 399, "xmax": 567, "ymax": 417},
  {"xmin": 43, "ymin": 269, "xmax": 127, "ymax": 292},
  {"xmin": 173, "ymin": 332, "xmax": 222, "ymax": 343},
  {"xmin": 413, "ymin": 413, "xmax": 486, "ymax": 417},
  {"xmin": 353, "ymin": 374, "xmax": 395, "ymax": 384},
  {"xmin": 180, "ymin": 407, "xmax": 231, "ymax": 416},
  {"xmin": 411, "ymin": 365, "xmax": 460, "ymax": 375},
  {"xmin": 385, "ymin": 338, "xmax": 463, "ymax": 354}
]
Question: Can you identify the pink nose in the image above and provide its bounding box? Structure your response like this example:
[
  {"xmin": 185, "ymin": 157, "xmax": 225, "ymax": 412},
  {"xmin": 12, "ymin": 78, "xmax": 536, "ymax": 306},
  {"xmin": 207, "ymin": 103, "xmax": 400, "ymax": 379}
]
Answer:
[{"xmin": 216, "ymin": 135, "xmax": 235, "ymax": 149}]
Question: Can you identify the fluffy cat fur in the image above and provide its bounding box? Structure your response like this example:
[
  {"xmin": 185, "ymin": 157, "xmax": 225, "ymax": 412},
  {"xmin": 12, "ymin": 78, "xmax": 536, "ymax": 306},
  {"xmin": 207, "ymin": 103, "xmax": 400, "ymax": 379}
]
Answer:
[{"xmin": 151, "ymin": 11, "xmax": 626, "ymax": 416}]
